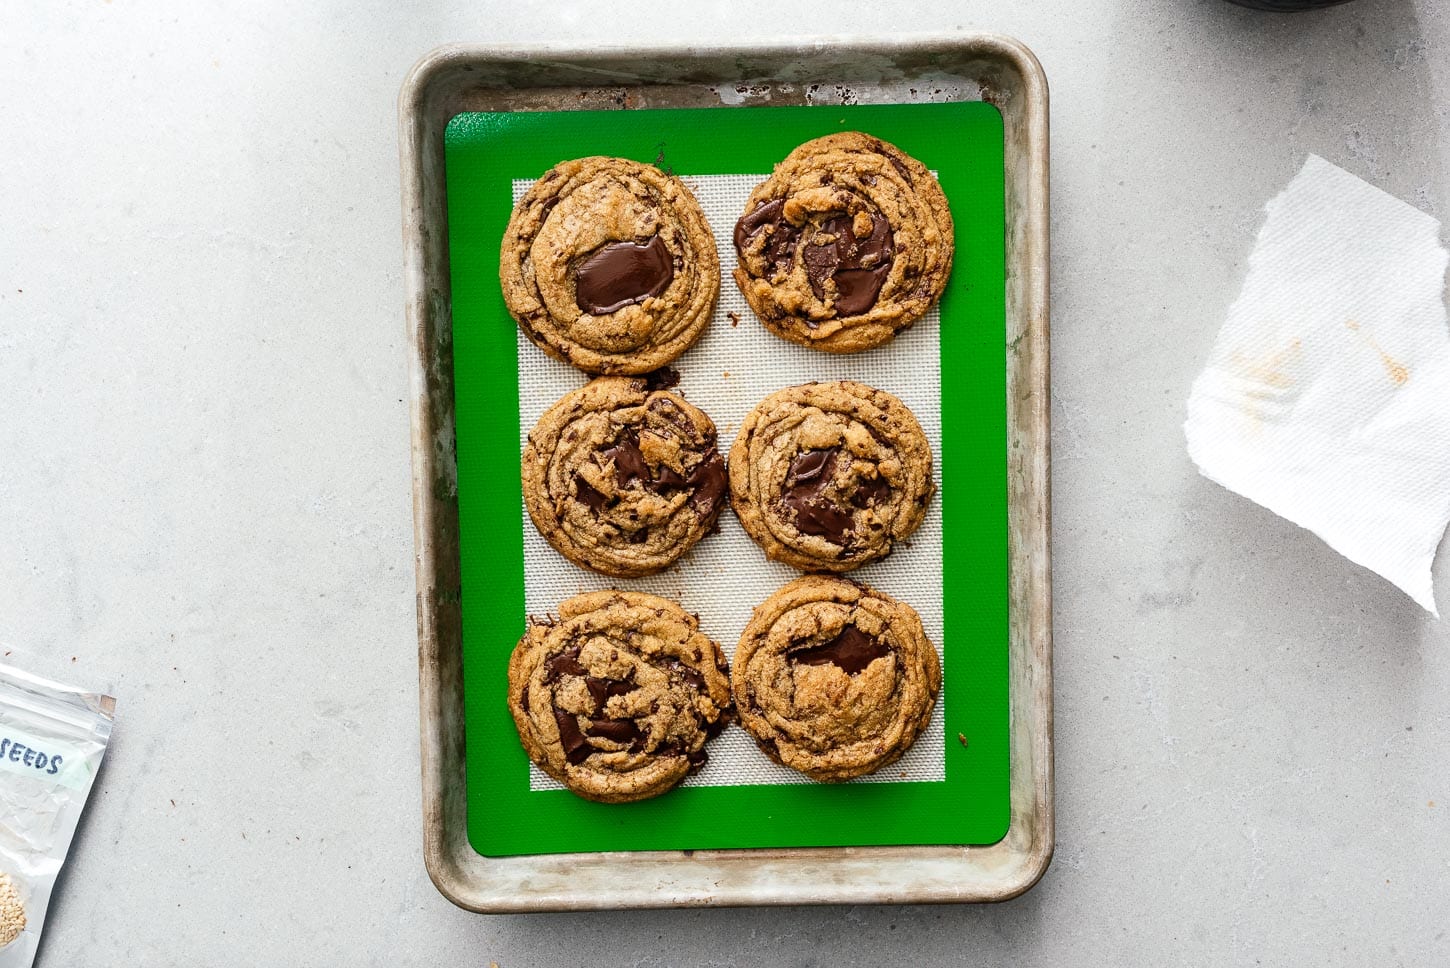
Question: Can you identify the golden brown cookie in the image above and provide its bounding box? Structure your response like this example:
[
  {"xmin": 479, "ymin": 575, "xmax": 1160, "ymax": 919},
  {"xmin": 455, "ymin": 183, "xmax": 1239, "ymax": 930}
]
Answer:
[
  {"xmin": 523, "ymin": 373, "xmax": 728, "ymax": 577},
  {"xmin": 508, "ymin": 590, "xmax": 732, "ymax": 803},
  {"xmin": 729, "ymin": 381, "xmax": 934, "ymax": 573},
  {"xmin": 501, "ymin": 156, "xmax": 719, "ymax": 374},
  {"xmin": 732, "ymin": 132, "xmax": 954, "ymax": 353},
  {"xmin": 733, "ymin": 576, "xmax": 940, "ymax": 782}
]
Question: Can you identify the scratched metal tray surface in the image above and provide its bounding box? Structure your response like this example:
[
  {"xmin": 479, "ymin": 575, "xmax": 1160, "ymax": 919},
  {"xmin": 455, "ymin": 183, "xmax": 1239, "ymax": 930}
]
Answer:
[{"xmin": 399, "ymin": 33, "xmax": 1052, "ymax": 911}]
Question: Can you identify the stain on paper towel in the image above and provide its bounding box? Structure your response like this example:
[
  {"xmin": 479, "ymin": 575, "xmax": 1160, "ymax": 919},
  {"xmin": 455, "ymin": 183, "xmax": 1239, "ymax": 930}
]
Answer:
[{"xmin": 1345, "ymin": 319, "xmax": 1410, "ymax": 386}]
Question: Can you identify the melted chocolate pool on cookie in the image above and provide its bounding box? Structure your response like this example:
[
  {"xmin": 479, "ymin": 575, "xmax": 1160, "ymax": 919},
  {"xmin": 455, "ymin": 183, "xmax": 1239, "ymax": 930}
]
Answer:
[
  {"xmin": 535, "ymin": 643, "xmax": 724, "ymax": 768},
  {"xmin": 539, "ymin": 646, "xmax": 647, "ymax": 765},
  {"xmin": 578, "ymin": 428, "xmax": 727, "ymax": 522},
  {"xmin": 779, "ymin": 447, "xmax": 894, "ymax": 546},
  {"xmin": 734, "ymin": 202, "xmax": 896, "ymax": 319},
  {"xmin": 573, "ymin": 236, "xmax": 676, "ymax": 315},
  {"xmin": 801, "ymin": 212, "xmax": 894, "ymax": 317},
  {"xmin": 792, "ymin": 624, "xmax": 892, "ymax": 675},
  {"xmin": 781, "ymin": 448, "xmax": 851, "ymax": 543},
  {"xmin": 733, "ymin": 199, "xmax": 800, "ymax": 278}
]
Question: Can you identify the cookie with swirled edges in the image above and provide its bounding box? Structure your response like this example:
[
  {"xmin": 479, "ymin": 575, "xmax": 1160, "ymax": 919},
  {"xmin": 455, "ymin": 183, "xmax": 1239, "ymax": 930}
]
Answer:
[
  {"xmin": 523, "ymin": 373, "xmax": 728, "ymax": 577},
  {"xmin": 732, "ymin": 132, "xmax": 953, "ymax": 354},
  {"xmin": 733, "ymin": 576, "xmax": 940, "ymax": 782},
  {"xmin": 507, "ymin": 590, "xmax": 732, "ymax": 803},
  {"xmin": 502, "ymin": 156, "xmax": 719, "ymax": 374},
  {"xmin": 728, "ymin": 380, "xmax": 934, "ymax": 573}
]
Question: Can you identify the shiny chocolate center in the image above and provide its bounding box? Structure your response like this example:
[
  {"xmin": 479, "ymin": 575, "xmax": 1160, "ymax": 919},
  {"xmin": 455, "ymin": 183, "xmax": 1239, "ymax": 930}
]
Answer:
[
  {"xmin": 792, "ymin": 624, "xmax": 892, "ymax": 675},
  {"xmin": 574, "ymin": 236, "xmax": 674, "ymax": 315}
]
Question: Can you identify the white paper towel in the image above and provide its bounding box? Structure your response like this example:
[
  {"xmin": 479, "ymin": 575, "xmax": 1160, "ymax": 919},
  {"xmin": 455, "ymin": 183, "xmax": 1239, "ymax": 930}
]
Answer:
[
  {"xmin": 513, "ymin": 174, "xmax": 947, "ymax": 788},
  {"xmin": 1185, "ymin": 154, "xmax": 1450, "ymax": 615}
]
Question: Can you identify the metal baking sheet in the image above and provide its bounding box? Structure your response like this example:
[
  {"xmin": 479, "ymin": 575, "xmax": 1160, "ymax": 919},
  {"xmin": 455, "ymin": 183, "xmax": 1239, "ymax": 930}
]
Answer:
[{"xmin": 399, "ymin": 33, "xmax": 1052, "ymax": 911}]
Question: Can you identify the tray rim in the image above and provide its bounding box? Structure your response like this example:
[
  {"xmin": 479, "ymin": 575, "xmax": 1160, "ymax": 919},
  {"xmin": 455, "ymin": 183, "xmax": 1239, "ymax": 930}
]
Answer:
[{"xmin": 400, "ymin": 32, "xmax": 1052, "ymax": 911}]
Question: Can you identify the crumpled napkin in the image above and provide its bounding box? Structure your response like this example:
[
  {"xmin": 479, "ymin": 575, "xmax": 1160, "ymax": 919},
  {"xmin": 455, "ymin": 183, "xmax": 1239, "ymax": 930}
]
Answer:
[{"xmin": 1185, "ymin": 154, "xmax": 1450, "ymax": 615}]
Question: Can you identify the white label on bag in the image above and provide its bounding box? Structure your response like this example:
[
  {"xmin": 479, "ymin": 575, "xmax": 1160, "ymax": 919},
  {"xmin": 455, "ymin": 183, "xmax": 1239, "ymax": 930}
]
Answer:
[{"xmin": 0, "ymin": 727, "xmax": 90, "ymax": 791}]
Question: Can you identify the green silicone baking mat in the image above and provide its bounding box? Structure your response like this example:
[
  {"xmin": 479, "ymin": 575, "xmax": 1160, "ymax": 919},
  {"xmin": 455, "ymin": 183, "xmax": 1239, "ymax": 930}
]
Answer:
[{"xmin": 445, "ymin": 102, "xmax": 1007, "ymax": 857}]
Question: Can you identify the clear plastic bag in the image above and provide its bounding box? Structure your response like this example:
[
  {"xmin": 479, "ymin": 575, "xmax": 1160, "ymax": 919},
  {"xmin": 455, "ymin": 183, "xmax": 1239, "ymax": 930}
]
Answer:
[{"xmin": 0, "ymin": 665, "xmax": 114, "ymax": 967}]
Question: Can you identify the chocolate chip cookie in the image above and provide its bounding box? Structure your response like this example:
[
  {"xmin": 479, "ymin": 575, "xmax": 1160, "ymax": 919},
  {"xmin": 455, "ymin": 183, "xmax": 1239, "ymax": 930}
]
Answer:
[
  {"xmin": 733, "ymin": 576, "xmax": 940, "ymax": 782},
  {"xmin": 729, "ymin": 381, "xmax": 934, "ymax": 573},
  {"xmin": 523, "ymin": 373, "xmax": 728, "ymax": 577},
  {"xmin": 508, "ymin": 590, "xmax": 732, "ymax": 803},
  {"xmin": 501, "ymin": 156, "xmax": 719, "ymax": 374},
  {"xmin": 733, "ymin": 132, "xmax": 954, "ymax": 353}
]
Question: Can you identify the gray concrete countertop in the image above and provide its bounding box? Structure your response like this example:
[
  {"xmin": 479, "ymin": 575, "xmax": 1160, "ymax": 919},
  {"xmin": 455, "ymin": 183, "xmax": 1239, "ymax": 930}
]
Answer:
[{"xmin": 3, "ymin": 0, "xmax": 1448, "ymax": 964}]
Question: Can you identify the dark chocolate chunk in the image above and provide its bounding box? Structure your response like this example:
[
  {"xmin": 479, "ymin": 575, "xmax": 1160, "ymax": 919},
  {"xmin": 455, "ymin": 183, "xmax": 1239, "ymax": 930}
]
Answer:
[
  {"xmin": 574, "ymin": 476, "xmax": 609, "ymax": 511},
  {"xmin": 597, "ymin": 428, "xmax": 725, "ymax": 520},
  {"xmin": 544, "ymin": 647, "xmax": 589, "ymax": 682},
  {"xmin": 792, "ymin": 624, "xmax": 891, "ymax": 675},
  {"xmin": 734, "ymin": 198, "xmax": 801, "ymax": 276},
  {"xmin": 781, "ymin": 448, "xmax": 852, "ymax": 544},
  {"xmin": 599, "ymin": 431, "xmax": 651, "ymax": 487},
  {"xmin": 786, "ymin": 494, "xmax": 853, "ymax": 541},
  {"xmin": 584, "ymin": 675, "xmax": 637, "ymax": 714},
  {"xmin": 668, "ymin": 661, "xmax": 706, "ymax": 691},
  {"xmin": 585, "ymin": 718, "xmax": 645, "ymax": 747},
  {"xmin": 851, "ymin": 474, "xmax": 892, "ymax": 509},
  {"xmin": 734, "ymin": 198, "xmax": 782, "ymax": 250},
  {"xmin": 642, "ymin": 366, "xmax": 681, "ymax": 391},
  {"xmin": 801, "ymin": 212, "xmax": 894, "ymax": 317},
  {"xmin": 574, "ymin": 235, "xmax": 674, "ymax": 315},
  {"xmin": 685, "ymin": 451, "xmax": 727, "ymax": 518},
  {"xmin": 553, "ymin": 707, "xmax": 592, "ymax": 764},
  {"xmin": 653, "ymin": 464, "xmax": 687, "ymax": 488},
  {"xmin": 831, "ymin": 267, "xmax": 892, "ymax": 316},
  {"xmin": 787, "ymin": 448, "xmax": 834, "ymax": 487}
]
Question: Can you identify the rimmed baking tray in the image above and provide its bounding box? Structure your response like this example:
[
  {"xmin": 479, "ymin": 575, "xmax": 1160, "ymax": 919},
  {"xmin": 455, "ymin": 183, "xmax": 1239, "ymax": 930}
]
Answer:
[{"xmin": 399, "ymin": 33, "xmax": 1051, "ymax": 911}]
